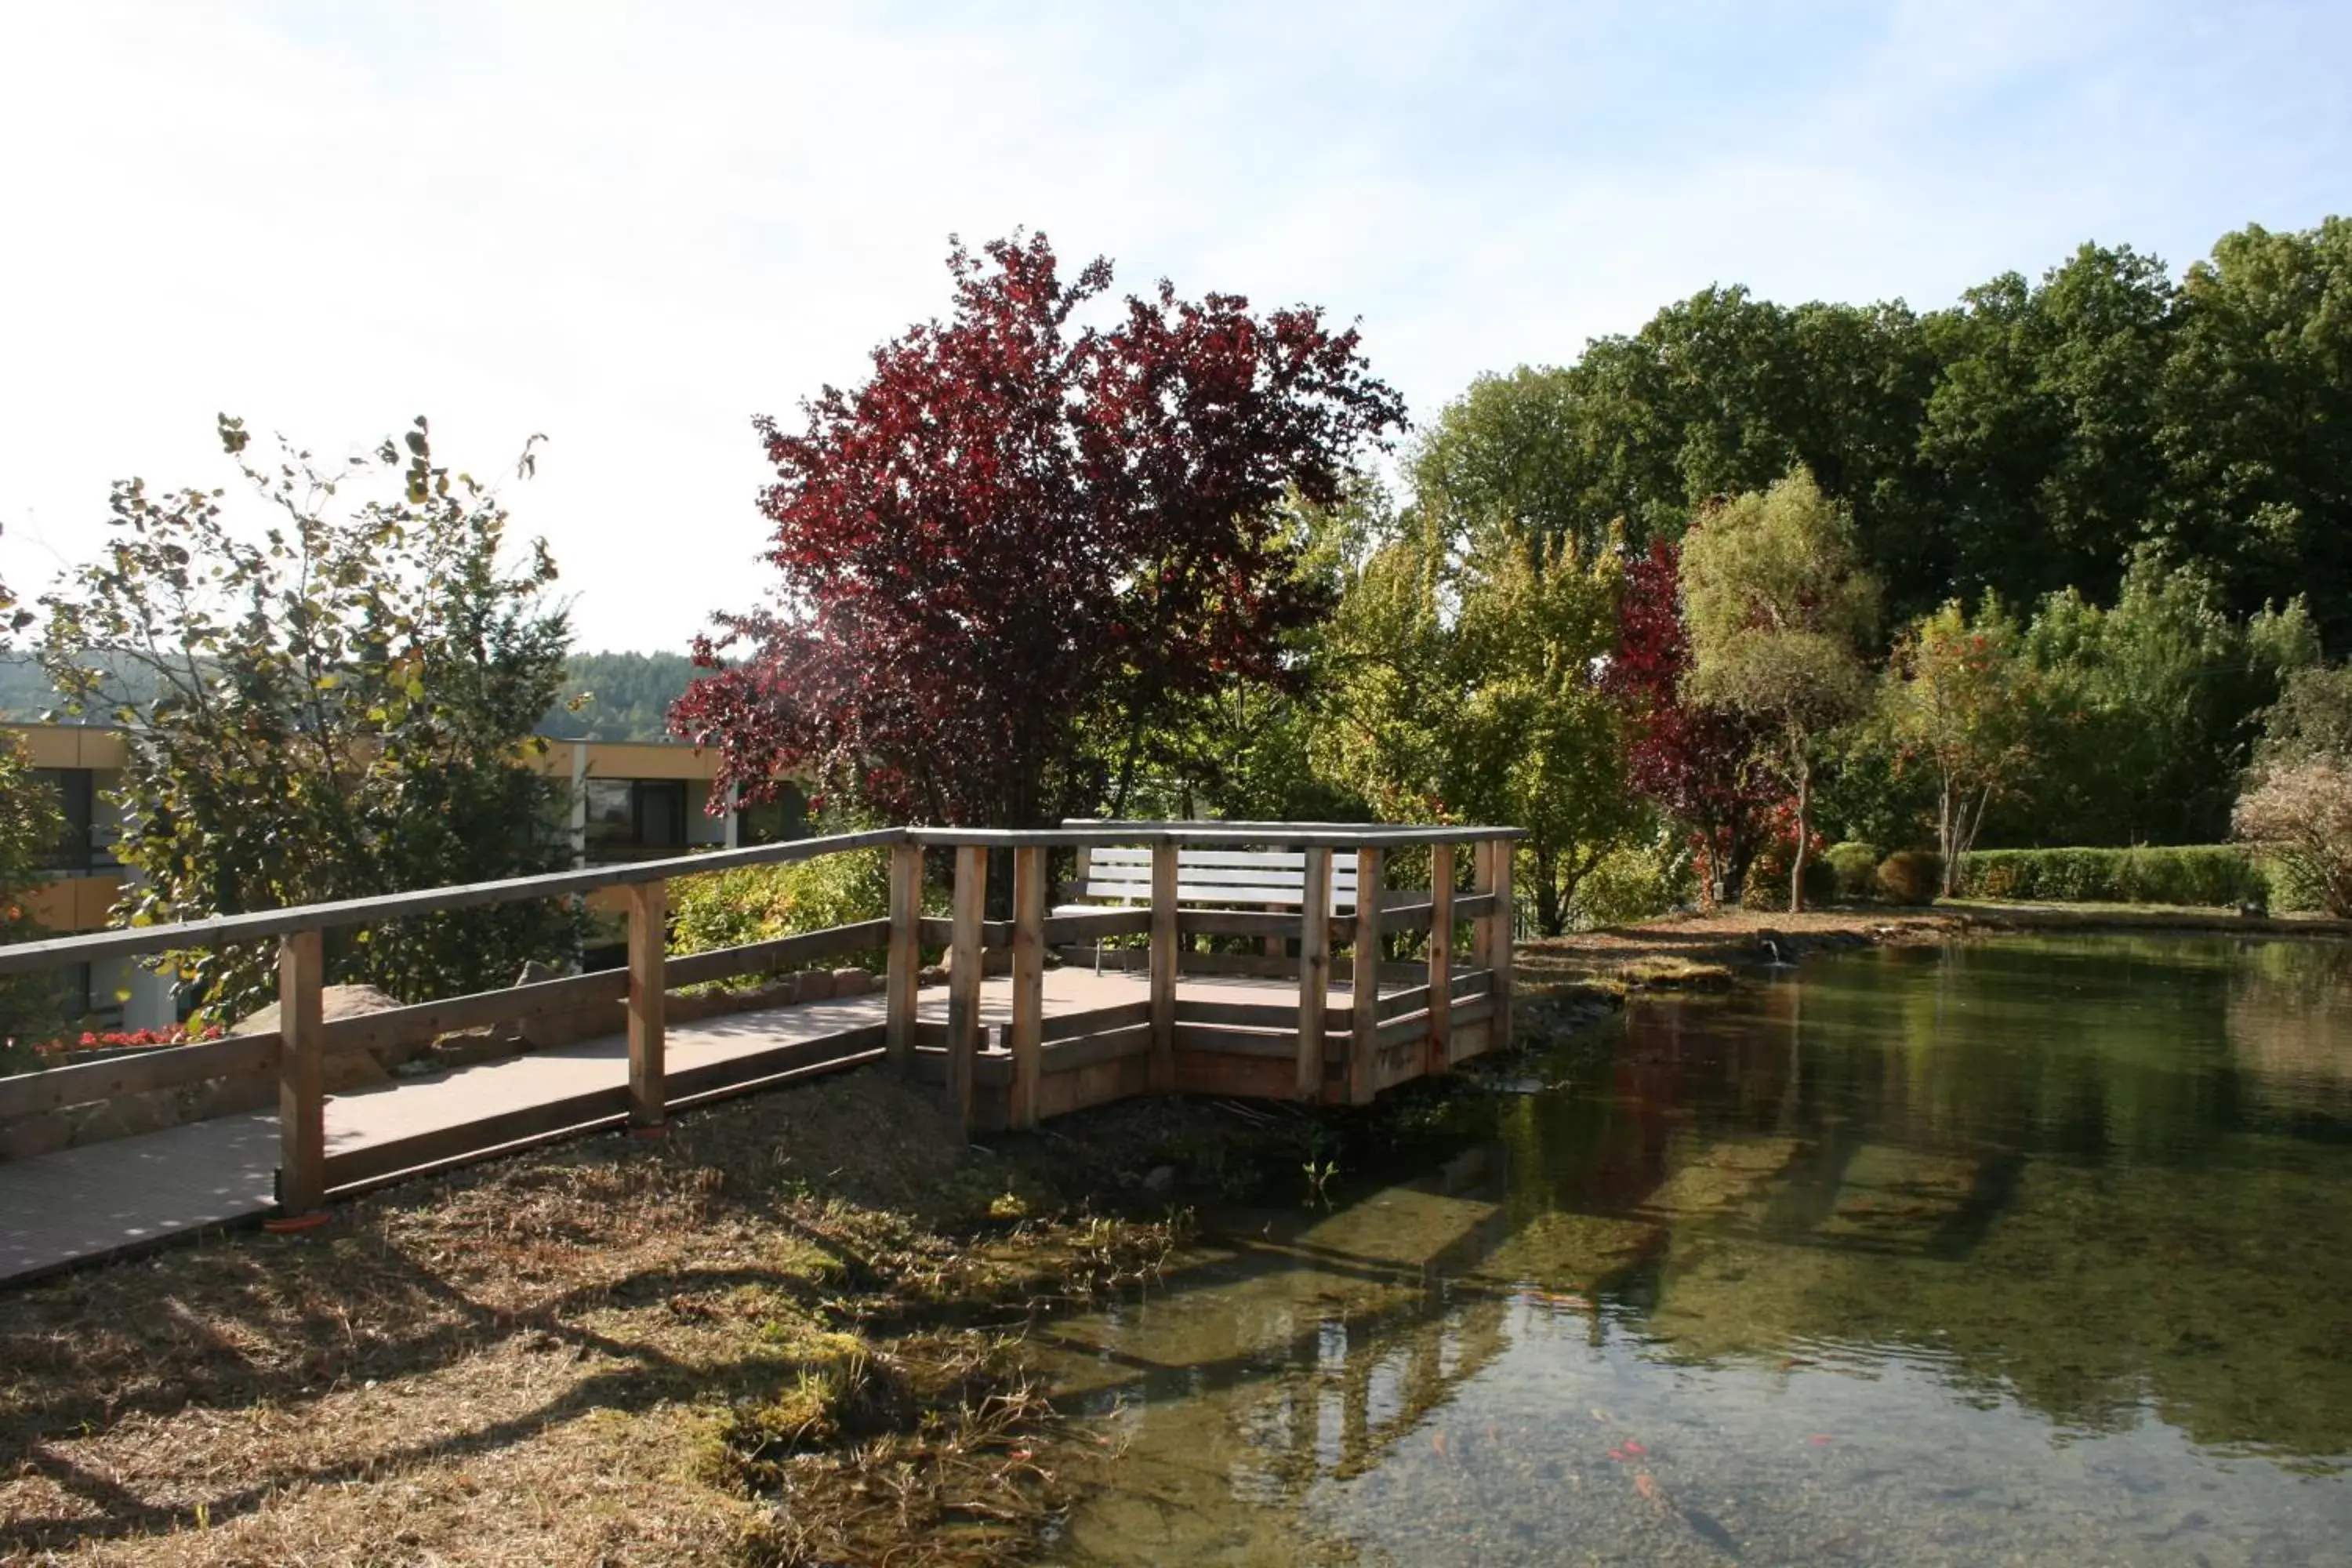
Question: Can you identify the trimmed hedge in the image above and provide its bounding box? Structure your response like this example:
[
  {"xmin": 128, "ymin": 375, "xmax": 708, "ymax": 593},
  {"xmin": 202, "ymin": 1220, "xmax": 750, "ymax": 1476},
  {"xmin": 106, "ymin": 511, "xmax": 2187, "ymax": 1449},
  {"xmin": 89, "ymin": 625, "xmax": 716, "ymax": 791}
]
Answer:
[{"xmin": 1957, "ymin": 845, "xmax": 2271, "ymax": 908}]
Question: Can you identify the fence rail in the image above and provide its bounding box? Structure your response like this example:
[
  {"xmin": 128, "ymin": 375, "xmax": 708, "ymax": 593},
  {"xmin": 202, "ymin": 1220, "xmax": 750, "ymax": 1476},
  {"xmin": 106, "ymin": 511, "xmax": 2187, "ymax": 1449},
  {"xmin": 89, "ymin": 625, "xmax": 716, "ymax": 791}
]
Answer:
[{"xmin": 0, "ymin": 820, "xmax": 1522, "ymax": 1222}]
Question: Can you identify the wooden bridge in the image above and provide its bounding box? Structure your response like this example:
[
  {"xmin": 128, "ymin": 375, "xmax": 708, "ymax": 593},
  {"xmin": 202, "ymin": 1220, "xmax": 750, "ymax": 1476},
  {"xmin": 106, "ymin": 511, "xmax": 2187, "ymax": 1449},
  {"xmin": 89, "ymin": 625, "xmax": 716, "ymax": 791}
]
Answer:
[{"xmin": 0, "ymin": 820, "xmax": 1519, "ymax": 1279}]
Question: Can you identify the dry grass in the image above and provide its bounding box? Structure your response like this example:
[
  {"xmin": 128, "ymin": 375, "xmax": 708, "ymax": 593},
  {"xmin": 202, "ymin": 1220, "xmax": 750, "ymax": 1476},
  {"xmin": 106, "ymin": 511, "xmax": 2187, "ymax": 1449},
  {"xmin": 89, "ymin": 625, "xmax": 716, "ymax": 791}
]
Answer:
[{"xmin": 0, "ymin": 1069, "xmax": 1179, "ymax": 1567}]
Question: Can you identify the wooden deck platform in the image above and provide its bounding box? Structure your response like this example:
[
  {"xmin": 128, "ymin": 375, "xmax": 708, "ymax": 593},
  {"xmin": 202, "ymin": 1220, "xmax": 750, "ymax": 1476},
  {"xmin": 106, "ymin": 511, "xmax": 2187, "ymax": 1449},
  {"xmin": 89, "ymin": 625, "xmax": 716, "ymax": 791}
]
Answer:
[
  {"xmin": 0, "ymin": 967, "xmax": 1472, "ymax": 1284},
  {"xmin": 0, "ymin": 822, "xmax": 1520, "ymax": 1287}
]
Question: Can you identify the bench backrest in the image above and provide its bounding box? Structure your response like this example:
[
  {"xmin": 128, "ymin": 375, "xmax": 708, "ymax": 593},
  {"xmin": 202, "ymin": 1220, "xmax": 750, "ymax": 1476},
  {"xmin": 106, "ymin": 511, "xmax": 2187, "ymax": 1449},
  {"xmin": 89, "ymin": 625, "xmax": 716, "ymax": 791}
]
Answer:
[{"xmin": 1076, "ymin": 847, "xmax": 1359, "ymax": 912}]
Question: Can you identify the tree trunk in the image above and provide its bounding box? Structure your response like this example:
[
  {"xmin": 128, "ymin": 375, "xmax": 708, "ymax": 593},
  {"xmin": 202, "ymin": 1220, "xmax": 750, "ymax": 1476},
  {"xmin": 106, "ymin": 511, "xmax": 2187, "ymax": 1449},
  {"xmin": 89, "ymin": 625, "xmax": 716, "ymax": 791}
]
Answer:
[
  {"xmin": 1936, "ymin": 771, "xmax": 1959, "ymax": 896},
  {"xmin": 1788, "ymin": 752, "xmax": 1813, "ymax": 915},
  {"xmin": 1534, "ymin": 845, "xmax": 1564, "ymax": 937}
]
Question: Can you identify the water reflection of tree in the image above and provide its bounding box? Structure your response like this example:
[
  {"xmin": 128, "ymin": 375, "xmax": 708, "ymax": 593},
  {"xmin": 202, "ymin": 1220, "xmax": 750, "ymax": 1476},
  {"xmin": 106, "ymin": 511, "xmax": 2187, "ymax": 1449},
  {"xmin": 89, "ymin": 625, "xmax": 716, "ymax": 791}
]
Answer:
[
  {"xmin": 2226, "ymin": 939, "xmax": 2352, "ymax": 1123},
  {"xmin": 1483, "ymin": 942, "xmax": 2352, "ymax": 1459}
]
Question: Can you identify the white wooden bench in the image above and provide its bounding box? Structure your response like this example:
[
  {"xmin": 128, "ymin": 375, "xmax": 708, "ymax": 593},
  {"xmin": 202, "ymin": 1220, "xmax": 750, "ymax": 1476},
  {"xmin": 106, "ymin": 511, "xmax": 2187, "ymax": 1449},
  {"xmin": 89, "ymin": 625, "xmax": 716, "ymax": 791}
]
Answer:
[{"xmin": 1061, "ymin": 846, "xmax": 1358, "ymax": 913}]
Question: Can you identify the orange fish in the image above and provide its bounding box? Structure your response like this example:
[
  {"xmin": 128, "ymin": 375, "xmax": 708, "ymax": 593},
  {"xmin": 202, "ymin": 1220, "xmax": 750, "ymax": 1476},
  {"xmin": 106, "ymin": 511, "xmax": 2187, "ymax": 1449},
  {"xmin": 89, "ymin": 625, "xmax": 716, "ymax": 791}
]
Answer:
[
  {"xmin": 1621, "ymin": 1439, "xmax": 1648, "ymax": 1456},
  {"xmin": 1607, "ymin": 1446, "xmax": 1626, "ymax": 1462},
  {"xmin": 1807, "ymin": 1434, "xmax": 1834, "ymax": 1446},
  {"xmin": 1432, "ymin": 1430, "xmax": 1449, "ymax": 1456},
  {"xmin": 1633, "ymin": 1472, "xmax": 1660, "ymax": 1501}
]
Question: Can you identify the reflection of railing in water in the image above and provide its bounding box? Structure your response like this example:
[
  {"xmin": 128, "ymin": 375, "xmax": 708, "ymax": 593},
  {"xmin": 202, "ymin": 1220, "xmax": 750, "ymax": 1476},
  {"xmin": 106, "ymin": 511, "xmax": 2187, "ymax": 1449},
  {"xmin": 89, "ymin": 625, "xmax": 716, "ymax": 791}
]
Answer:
[{"xmin": 1044, "ymin": 1140, "xmax": 1527, "ymax": 1501}]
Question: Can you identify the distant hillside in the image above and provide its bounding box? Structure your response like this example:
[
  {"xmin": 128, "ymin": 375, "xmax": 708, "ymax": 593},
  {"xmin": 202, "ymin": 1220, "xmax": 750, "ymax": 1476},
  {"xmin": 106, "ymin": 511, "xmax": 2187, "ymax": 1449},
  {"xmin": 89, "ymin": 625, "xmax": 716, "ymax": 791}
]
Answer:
[
  {"xmin": 0, "ymin": 654, "xmax": 159, "ymax": 723},
  {"xmin": 0, "ymin": 650, "xmax": 706, "ymax": 744},
  {"xmin": 539, "ymin": 651, "xmax": 705, "ymax": 742}
]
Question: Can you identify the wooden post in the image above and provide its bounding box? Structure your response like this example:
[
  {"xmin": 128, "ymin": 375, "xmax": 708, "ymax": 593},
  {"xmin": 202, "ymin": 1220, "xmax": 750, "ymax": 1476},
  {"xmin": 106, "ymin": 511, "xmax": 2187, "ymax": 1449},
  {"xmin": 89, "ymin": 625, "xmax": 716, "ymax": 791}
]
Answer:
[
  {"xmin": 884, "ymin": 840, "xmax": 922, "ymax": 1073},
  {"xmin": 1148, "ymin": 839, "xmax": 1178, "ymax": 1094},
  {"xmin": 1008, "ymin": 844, "xmax": 1046, "ymax": 1131},
  {"xmin": 1426, "ymin": 842, "xmax": 1454, "ymax": 1077},
  {"xmin": 1296, "ymin": 846, "xmax": 1330, "ymax": 1100},
  {"xmin": 946, "ymin": 844, "xmax": 987, "ymax": 1129},
  {"xmin": 1472, "ymin": 838, "xmax": 1500, "ymax": 984},
  {"xmin": 1490, "ymin": 837, "xmax": 1515, "ymax": 1048},
  {"xmin": 274, "ymin": 928, "xmax": 325, "ymax": 1217},
  {"xmin": 1349, "ymin": 846, "xmax": 1383, "ymax": 1105},
  {"xmin": 626, "ymin": 880, "xmax": 666, "ymax": 1130}
]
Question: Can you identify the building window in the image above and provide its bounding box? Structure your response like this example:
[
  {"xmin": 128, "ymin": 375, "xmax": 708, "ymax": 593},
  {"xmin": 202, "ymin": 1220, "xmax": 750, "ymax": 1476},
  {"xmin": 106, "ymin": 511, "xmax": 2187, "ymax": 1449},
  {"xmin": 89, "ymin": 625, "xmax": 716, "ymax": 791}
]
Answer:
[
  {"xmin": 583, "ymin": 779, "xmax": 691, "ymax": 860},
  {"xmin": 738, "ymin": 783, "xmax": 809, "ymax": 845},
  {"xmin": 32, "ymin": 768, "xmax": 95, "ymax": 874}
]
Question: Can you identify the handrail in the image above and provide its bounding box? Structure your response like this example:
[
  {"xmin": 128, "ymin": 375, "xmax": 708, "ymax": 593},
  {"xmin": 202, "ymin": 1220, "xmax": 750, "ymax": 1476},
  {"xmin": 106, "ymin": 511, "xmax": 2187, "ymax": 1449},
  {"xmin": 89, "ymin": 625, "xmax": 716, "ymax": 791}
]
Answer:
[
  {"xmin": 0, "ymin": 828, "xmax": 909, "ymax": 975},
  {"xmin": 0, "ymin": 815, "xmax": 1522, "ymax": 1229},
  {"xmin": 0, "ymin": 821, "xmax": 1523, "ymax": 974}
]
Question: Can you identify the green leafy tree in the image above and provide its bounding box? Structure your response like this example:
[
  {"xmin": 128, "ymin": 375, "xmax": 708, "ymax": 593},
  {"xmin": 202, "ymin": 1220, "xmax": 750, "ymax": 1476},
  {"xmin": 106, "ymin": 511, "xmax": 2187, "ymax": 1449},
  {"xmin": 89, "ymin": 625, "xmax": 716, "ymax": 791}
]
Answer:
[
  {"xmin": 1881, "ymin": 595, "xmax": 2043, "ymax": 893},
  {"xmin": 2016, "ymin": 555, "xmax": 2318, "ymax": 846},
  {"xmin": 2158, "ymin": 218, "xmax": 2352, "ymax": 647},
  {"xmin": 1316, "ymin": 515, "xmax": 1634, "ymax": 935},
  {"xmin": 0, "ymin": 550, "xmax": 67, "ymax": 1053},
  {"xmin": 2254, "ymin": 663, "xmax": 2352, "ymax": 766},
  {"xmin": 1679, "ymin": 467, "xmax": 1881, "ymax": 913},
  {"xmin": 1085, "ymin": 479, "xmax": 1381, "ymax": 824},
  {"xmin": 1918, "ymin": 244, "xmax": 2176, "ymax": 611},
  {"xmin": 39, "ymin": 416, "xmax": 586, "ymax": 1019}
]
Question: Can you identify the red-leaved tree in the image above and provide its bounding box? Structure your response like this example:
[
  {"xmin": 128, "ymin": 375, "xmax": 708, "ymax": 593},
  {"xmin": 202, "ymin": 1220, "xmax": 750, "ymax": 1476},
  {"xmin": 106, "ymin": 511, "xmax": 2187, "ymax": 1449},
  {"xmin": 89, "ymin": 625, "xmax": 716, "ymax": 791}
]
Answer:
[
  {"xmin": 1603, "ymin": 536, "xmax": 1777, "ymax": 905},
  {"xmin": 673, "ymin": 233, "xmax": 1406, "ymax": 826}
]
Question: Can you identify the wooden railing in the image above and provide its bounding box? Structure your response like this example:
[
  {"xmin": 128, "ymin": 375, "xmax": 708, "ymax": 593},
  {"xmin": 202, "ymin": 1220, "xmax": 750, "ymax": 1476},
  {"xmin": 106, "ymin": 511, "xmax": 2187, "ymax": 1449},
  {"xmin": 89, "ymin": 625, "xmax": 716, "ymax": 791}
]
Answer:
[{"xmin": 0, "ymin": 821, "xmax": 1521, "ymax": 1218}]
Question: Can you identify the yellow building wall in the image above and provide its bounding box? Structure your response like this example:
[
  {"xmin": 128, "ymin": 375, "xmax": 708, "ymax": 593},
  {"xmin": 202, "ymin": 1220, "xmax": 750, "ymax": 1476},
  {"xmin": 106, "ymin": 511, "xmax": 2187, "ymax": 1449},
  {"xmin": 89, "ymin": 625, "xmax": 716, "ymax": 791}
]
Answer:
[{"xmin": 25, "ymin": 874, "xmax": 125, "ymax": 932}]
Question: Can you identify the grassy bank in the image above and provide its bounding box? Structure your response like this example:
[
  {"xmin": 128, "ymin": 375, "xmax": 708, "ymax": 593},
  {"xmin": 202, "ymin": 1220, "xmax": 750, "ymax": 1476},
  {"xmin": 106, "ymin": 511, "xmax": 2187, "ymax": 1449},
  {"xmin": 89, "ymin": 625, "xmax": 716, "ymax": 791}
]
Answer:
[
  {"xmin": 0, "ymin": 1070, "xmax": 1199, "ymax": 1567},
  {"xmin": 0, "ymin": 1035, "xmax": 1546, "ymax": 1566}
]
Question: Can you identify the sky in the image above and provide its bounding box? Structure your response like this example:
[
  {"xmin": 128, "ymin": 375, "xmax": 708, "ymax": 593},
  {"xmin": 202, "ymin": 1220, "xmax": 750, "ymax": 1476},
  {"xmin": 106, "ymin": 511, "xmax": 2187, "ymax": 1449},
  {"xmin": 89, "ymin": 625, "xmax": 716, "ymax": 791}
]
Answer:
[{"xmin": 2, "ymin": 0, "xmax": 2346, "ymax": 655}]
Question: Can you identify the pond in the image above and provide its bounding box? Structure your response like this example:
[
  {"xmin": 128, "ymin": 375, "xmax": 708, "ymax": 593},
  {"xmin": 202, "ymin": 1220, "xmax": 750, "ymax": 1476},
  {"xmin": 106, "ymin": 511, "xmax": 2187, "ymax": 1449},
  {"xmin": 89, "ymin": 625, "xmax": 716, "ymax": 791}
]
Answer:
[{"xmin": 1031, "ymin": 935, "xmax": 2352, "ymax": 1566}]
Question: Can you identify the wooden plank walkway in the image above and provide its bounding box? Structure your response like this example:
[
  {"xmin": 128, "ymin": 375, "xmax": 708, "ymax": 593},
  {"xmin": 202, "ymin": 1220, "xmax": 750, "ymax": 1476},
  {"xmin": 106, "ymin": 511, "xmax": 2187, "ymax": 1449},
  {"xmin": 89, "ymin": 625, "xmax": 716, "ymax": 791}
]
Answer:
[{"xmin": 0, "ymin": 968, "xmax": 1388, "ymax": 1286}]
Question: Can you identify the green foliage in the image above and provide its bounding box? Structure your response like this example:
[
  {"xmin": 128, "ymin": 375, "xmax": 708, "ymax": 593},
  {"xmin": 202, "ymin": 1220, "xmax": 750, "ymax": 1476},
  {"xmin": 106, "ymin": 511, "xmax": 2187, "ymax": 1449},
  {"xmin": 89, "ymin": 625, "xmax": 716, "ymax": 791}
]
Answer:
[
  {"xmin": 38, "ymin": 416, "xmax": 586, "ymax": 1018},
  {"xmin": 1679, "ymin": 467, "xmax": 1880, "ymax": 911},
  {"xmin": 0, "ymin": 738, "xmax": 67, "ymax": 1051},
  {"xmin": 1825, "ymin": 841, "xmax": 1882, "ymax": 900},
  {"xmin": 1087, "ymin": 481, "xmax": 1375, "ymax": 825},
  {"xmin": 1957, "ymin": 845, "xmax": 2270, "ymax": 908},
  {"xmin": 1881, "ymin": 593, "xmax": 2043, "ymax": 891},
  {"xmin": 668, "ymin": 849, "xmax": 891, "ymax": 959},
  {"xmin": 1876, "ymin": 850, "xmax": 1944, "ymax": 906},
  {"xmin": 1741, "ymin": 837, "xmax": 1838, "ymax": 911},
  {"xmin": 1410, "ymin": 367, "xmax": 1620, "ymax": 561},
  {"xmin": 2254, "ymin": 664, "xmax": 2352, "ymax": 767},
  {"xmin": 540, "ymin": 650, "xmax": 702, "ymax": 742},
  {"xmin": 1313, "ymin": 497, "xmax": 1638, "ymax": 936},
  {"xmin": 2009, "ymin": 556, "xmax": 2317, "ymax": 846},
  {"xmin": 1568, "ymin": 834, "xmax": 1694, "ymax": 930},
  {"xmin": 0, "ymin": 553, "xmax": 68, "ymax": 1051}
]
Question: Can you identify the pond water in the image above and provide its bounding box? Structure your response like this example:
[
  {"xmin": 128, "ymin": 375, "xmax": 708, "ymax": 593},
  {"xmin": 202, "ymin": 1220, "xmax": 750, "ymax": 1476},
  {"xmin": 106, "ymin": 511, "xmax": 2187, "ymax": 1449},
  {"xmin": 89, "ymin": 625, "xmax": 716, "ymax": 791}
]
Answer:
[{"xmin": 1032, "ymin": 935, "xmax": 2352, "ymax": 1566}]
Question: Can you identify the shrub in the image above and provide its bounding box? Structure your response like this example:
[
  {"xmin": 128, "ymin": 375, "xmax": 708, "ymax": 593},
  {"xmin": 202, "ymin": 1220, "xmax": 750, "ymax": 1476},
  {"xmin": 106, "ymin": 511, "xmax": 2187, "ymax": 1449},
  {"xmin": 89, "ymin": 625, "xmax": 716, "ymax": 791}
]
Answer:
[
  {"xmin": 1956, "ymin": 845, "xmax": 2270, "ymax": 908},
  {"xmin": 1741, "ymin": 837, "xmax": 1838, "ymax": 911},
  {"xmin": 1876, "ymin": 850, "xmax": 1944, "ymax": 906},
  {"xmin": 1571, "ymin": 842, "xmax": 1694, "ymax": 929},
  {"xmin": 2234, "ymin": 759, "xmax": 2352, "ymax": 917},
  {"xmin": 669, "ymin": 848, "xmax": 892, "ymax": 958},
  {"xmin": 1824, "ymin": 841, "xmax": 1882, "ymax": 900}
]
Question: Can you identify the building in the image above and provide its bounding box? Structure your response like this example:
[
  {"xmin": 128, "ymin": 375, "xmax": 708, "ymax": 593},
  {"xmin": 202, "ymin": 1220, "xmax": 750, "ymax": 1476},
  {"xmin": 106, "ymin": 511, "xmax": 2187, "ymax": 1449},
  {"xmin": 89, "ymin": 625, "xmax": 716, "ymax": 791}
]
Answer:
[{"xmin": 7, "ymin": 723, "xmax": 807, "ymax": 1029}]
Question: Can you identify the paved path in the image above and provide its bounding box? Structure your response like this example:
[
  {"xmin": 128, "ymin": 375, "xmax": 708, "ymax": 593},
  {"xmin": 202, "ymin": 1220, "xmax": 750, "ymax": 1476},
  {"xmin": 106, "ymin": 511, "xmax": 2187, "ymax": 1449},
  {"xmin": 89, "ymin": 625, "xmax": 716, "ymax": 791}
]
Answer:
[{"xmin": 0, "ymin": 968, "xmax": 1367, "ymax": 1285}]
